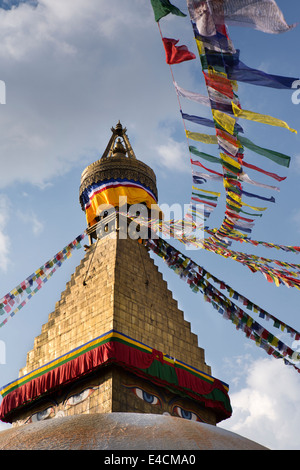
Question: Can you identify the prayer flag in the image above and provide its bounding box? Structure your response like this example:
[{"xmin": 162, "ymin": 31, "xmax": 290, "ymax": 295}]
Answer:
[
  {"xmin": 216, "ymin": 128, "xmax": 241, "ymax": 156},
  {"xmin": 241, "ymin": 189, "xmax": 275, "ymax": 203},
  {"xmin": 242, "ymin": 161, "xmax": 286, "ymax": 182},
  {"xmin": 188, "ymin": 0, "xmax": 296, "ymax": 35},
  {"xmin": 181, "ymin": 111, "xmax": 216, "ymax": 129},
  {"xmin": 192, "ymin": 170, "xmax": 223, "ymax": 183},
  {"xmin": 162, "ymin": 37, "xmax": 196, "ymax": 64},
  {"xmin": 239, "ymin": 136, "xmax": 291, "ymax": 167},
  {"xmin": 211, "ymin": 0, "xmax": 296, "ymax": 34},
  {"xmin": 186, "ymin": 130, "xmax": 217, "ymax": 144},
  {"xmin": 232, "ymin": 102, "xmax": 297, "ymax": 134},
  {"xmin": 203, "ymin": 71, "xmax": 234, "ymax": 99},
  {"xmin": 239, "ymin": 172, "xmax": 280, "ymax": 192},
  {"xmin": 220, "ymin": 153, "xmax": 241, "ymax": 169},
  {"xmin": 212, "ymin": 110, "xmax": 236, "ymax": 135},
  {"xmin": 192, "ymin": 22, "xmax": 236, "ymax": 54},
  {"xmin": 191, "ymin": 159, "xmax": 224, "ymax": 177},
  {"xmin": 183, "ymin": 111, "xmax": 244, "ymax": 134},
  {"xmin": 150, "ymin": 0, "xmax": 186, "ymax": 22},
  {"xmin": 174, "ymin": 82, "xmax": 210, "ymax": 106},
  {"xmin": 204, "ymin": 50, "xmax": 299, "ymax": 90}
]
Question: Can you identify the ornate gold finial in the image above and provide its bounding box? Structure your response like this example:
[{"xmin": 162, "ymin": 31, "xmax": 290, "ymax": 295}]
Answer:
[
  {"xmin": 112, "ymin": 137, "xmax": 127, "ymax": 158},
  {"xmin": 115, "ymin": 120, "xmax": 123, "ymax": 136}
]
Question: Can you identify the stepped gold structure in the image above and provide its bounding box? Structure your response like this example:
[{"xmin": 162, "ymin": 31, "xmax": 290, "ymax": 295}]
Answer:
[{"xmin": 0, "ymin": 123, "xmax": 268, "ymax": 450}]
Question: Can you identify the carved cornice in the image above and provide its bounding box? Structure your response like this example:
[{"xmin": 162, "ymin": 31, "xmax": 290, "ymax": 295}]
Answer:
[{"xmin": 79, "ymin": 157, "xmax": 158, "ymax": 210}]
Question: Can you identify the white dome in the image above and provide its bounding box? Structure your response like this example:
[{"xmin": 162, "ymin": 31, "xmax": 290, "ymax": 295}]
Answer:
[{"xmin": 0, "ymin": 413, "xmax": 268, "ymax": 450}]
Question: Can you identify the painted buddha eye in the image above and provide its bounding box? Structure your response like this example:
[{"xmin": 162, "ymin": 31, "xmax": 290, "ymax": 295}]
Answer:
[
  {"xmin": 26, "ymin": 407, "xmax": 54, "ymax": 423},
  {"xmin": 132, "ymin": 387, "xmax": 161, "ymax": 406},
  {"xmin": 65, "ymin": 387, "xmax": 95, "ymax": 406},
  {"xmin": 173, "ymin": 406, "xmax": 200, "ymax": 421}
]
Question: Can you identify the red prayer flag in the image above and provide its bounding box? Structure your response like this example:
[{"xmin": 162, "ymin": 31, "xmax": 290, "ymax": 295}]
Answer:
[
  {"xmin": 203, "ymin": 71, "xmax": 234, "ymax": 99},
  {"xmin": 162, "ymin": 37, "xmax": 196, "ymax": 65}
]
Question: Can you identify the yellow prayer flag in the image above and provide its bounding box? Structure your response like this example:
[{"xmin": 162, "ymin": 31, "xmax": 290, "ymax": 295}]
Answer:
[
  {"xmin": 212, "ymin": 110, "xmax": 236, "ymax": 135},
  {"xmin": 207, "ymin": 67, "xmax": 228, "ymax": 79},
  {"xmin": 220, "ymin": 153, "xmax": 241, "ymax": 169},
  {"xmin": 225, "ymin": 198, "xmax": 241, "ymax": 209},
  {"xmin": 228, "ymin": 190, "xmax": 242, "ymax": 204},
  {"xmin": 192, "ymin": 186, "xmax": 221, "ymax": 197},
  {"xmin": 271, "ymin": 336, "xmax": 279, "ymax": 347},
  {"xmin": 186, "ymin": 130, "xmax": 218, "ymax": 144},
  {"xmin": 241, "ymin": 201, "xmax": 267, "ymax": 212},
  {"xmin": 232, "ymin": 102, "xmax": 297, "ymax": 134},
  {"xmin": 195, "ymin": 38, "xmax": 204, "ymax": 55}
]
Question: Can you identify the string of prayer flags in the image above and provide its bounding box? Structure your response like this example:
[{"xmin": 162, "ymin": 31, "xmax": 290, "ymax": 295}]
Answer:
[
  {"xmin": 162, "ymin": 37, "xmax": 196, "ymax": 64},
  {"xmin": 150, "ymin": 0, "xmax": 186, "ymax": 22},
  {"xmin": 151, "ymin": 0, "xmax": 296, "ymax": 260},
  {"xmin": 204, "ymin": 227, "xmax": 300, "ymax": 254},
  {"xmin": 201, "ymin": 239, "xmax": 300, "ymax": 288},
  {"xmin": 190, "ymin": 146, "xmax": 286, "ymax": 183},
  {"xmin": 187, "ymin": 130, "xmax": 291, "ymax": 168},
  {"xmin": 123, "ymin": 210, "xmax": 300, "ymax": 290},
  {"xmin": 0, "ymin": 232, "xmax": 86, "ymax": 328},
  {"xmin": 141, "ymin": 236, "xmax": 300, "ymax": 371},
  {"xmin": 185, "ymin": 1, "xmax": 285, "ymax": 242}
]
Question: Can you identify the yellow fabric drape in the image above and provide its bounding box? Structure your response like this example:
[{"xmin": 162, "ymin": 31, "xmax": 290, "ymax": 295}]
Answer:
[{"xmin": 85, "ymin": 186, "xmax": 158, "ymax": 225}]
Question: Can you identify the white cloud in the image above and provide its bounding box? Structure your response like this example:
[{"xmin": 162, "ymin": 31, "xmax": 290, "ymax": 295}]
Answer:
[
  {"xmin": 17, "ymin": 209, "xmax": 44, "ymax": 236},
  {"xmin": 220, "ymin": 357, "xmax": 300, "ymax": 450},
  {"xmin": 156, "ymin": 138, "xmax": 190, "ymax": 173}
]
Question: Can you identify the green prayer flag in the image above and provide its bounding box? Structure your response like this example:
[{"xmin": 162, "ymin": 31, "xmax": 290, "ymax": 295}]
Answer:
[
  {"xmin": 150, "ymin": 0, "xmax": 186, "ymax": 22},
  {"xmin": 192, "ymin": 192, "xmax": 218, "ymax": 201},
  {"xmin": 190, "ymin": 145, "xmax": 240, "ymax": 174},
  {"xmin": 189, "ymin": 146, "xmax": 221, "ymax": 164},
  {"xmin": 239, "ymin": 136, "xmax": 291, "ymax": 168}
]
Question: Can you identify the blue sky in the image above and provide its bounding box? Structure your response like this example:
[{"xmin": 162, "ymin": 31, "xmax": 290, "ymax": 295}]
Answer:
[{"xmin": 0, "ymin": 0, "xmax": 299, "ymax": 450}]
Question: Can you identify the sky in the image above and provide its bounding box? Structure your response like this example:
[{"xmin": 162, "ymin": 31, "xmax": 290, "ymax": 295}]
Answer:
[{"xmin": 0, "ymin": 0, "xmax": 299, "ymax": 451}]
